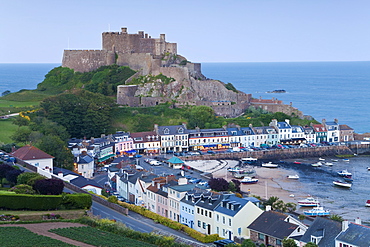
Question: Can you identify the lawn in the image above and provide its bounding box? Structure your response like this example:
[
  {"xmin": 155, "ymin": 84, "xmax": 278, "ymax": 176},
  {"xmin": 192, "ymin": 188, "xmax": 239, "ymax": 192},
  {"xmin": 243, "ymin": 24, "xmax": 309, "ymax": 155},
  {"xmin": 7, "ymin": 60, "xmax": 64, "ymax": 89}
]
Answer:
[
  {"xmin": 0, "ymin": 118, "xmax": 18, "ymax": 144},
  {"xmin": 50, "ymin": 226, "xmax": 158, "ymax": 247},
  {"xmin": 0, "ymin": 227, "xmax": 74, "ymax": 247}
]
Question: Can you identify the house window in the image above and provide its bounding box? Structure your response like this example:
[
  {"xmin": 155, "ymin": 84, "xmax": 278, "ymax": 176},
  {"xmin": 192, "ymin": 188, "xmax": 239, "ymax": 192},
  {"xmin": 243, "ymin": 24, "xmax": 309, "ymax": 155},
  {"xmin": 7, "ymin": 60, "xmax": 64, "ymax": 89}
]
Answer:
[
  {"xmin": 276, "ymin": 239, "xmax": 282, "ymax": 246},
  {"xmin": 216, "ymin": 227, "xmax": 219, "ymax": 234},
  {"xmin": 203, "ymin": 222, "xmax": 206, "ymax": 229},
  {"xmin": 229, "ymin": 218, "xmax": 231, "ymax": 226},
  {"xmin": 216, "ymin": 214, "xmax": 219, "ymax": 221},
  {"xmin": 205, "ymin": 210, "xmax": 207, "ymax": 217},
  {"xmin": 198, "ymin": 220, "xmax": 201, "ymax": 227},
  {"xmin": 222, "ymin": 216, "xmax": 225, "ymax": 224},
  {"xmin": 209, "ymin": 212, "xmax": 212, "ymax": 218},
  {"xmin": 201, "ymin": 209, "xmax": 204, "ymax": 215},
  {"xmin": 258, "ymin": 233, "xmax": 265, "ymax": 240},
  {"xmin": 238, "ymin": 227, "xmax": 241, "ymax": 235}
]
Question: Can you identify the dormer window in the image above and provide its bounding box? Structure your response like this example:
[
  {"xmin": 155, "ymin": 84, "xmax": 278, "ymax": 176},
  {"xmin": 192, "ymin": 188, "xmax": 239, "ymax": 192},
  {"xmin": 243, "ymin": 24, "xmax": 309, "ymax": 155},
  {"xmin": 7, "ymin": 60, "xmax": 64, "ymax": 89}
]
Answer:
[
  {"xmin": 164, "ymin": 128, "xmax": 170, "ymax": 134},
  {"xmin": 178, "ymin": 127, "xmax": 184, "ymax": 134}
]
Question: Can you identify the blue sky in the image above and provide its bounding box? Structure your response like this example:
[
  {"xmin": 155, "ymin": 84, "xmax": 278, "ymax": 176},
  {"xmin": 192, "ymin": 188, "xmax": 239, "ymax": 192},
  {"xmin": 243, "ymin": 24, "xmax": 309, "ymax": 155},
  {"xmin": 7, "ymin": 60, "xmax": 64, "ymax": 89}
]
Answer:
[{"xmin": 1, "ymin": 0, "xmax": 370, "ymax": 63}]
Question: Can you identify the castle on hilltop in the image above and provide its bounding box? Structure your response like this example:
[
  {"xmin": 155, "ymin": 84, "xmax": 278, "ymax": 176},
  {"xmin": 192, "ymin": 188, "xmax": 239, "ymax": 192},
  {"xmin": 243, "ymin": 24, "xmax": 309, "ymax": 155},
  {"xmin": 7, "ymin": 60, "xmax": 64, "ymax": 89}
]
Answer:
[{"xmin": 62, "ymin": 27, "xmax": 302, "ymax": 118}]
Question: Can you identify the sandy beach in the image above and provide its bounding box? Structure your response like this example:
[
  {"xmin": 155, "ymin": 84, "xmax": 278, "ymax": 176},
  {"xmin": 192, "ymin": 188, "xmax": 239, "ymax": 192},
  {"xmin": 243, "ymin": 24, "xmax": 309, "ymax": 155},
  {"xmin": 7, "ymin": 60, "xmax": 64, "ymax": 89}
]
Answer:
[{"xmin": 185, "ymin": 159, "xmax": 307, "ymax": 205}]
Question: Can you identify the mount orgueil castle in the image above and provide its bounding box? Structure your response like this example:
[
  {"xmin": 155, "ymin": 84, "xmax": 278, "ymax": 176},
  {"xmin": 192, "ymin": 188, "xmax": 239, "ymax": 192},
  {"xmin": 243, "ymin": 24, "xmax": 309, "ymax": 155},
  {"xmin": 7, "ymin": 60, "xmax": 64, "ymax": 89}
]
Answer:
[{"xmin": 62, "ymin": 27, "xmax": 301, "ymax": 118}]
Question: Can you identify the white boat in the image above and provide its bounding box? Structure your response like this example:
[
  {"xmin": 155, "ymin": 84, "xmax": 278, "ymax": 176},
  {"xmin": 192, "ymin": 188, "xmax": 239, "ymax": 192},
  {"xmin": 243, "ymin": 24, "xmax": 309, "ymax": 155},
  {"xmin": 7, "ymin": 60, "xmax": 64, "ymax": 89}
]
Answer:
[
  {"xmin": 343, "ymin": 158, "xmax": 350, "ymax": 162},
  {"xmin": 227, "ymin": 167, "xmax": 242, "ymax": 172},
  {"xmin": 311, "ymin": 162, "xmax": 323, "ymax": 167},
  {"xmin": 298, "ymin": 196, "xmax": 320, "ymax": 207},
  {"xmin": 337, "ymin": 169, "xmax": 352, "ymax": 177},
  {"xmin": 261, "ymin": 162, "xmax": 278, "ymax": 168},
  {"xmin": 366, "ymin": 200, "xmax": 370, "ymax": 207},
  {"xmin": 287, "ymin": 174, "xmax": 299, "ymax": 179},
  {"xmin": 319, "ymin": 157, "xmax": 325, "ymax": 161},
  {"xmin": 333, "ymin": 180, "xmax": 352, "ymax": 188},
  {"xmin": 304, "ymin": 205, "xmax": 330, "ymax": 217},
  {"xmin": 325, "ymin": 162, "xmax": 333, "ymax": 166},
  {"xmin": 241, "ymin": 157, "xmax": 258, "ymax": 163},
  {"xmin": 240, "ymin": 176, "xmax": 259, "ymax": 184},
  {"xmin": 331, "ymin": 159, "xmax": 339, "ymax": 162}
]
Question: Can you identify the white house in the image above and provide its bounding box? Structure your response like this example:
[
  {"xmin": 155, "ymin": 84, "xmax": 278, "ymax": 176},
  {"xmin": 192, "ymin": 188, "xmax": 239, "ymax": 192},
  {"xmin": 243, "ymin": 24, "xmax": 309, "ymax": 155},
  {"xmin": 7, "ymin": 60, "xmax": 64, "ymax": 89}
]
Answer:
[{"xmin": 11, "ymin": 145, "xmax": 54, "ymax": 171}]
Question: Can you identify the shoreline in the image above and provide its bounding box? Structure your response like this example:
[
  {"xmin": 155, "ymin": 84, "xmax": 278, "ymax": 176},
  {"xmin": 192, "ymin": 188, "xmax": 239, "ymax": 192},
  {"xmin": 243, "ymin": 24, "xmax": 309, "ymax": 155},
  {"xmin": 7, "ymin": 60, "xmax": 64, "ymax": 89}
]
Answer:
[{"xmin": 185, "ymin": 160, "xmax": 306, "ymax": 205}]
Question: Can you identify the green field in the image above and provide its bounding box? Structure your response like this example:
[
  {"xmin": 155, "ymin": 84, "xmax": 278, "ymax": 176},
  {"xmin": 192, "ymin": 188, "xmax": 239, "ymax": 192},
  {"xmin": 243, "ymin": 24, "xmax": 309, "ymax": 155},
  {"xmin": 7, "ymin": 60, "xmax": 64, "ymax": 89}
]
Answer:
[
  {"xmin": 0, "ymin": 118, "xmax": 19, "ymax": 144},
  {"xmin": 50, "ymin": 226, "xmax": 158, "ymax": 247},
  {"xmin": 0, "ymin": 227, "xmax": 74, "ymax": 247}
]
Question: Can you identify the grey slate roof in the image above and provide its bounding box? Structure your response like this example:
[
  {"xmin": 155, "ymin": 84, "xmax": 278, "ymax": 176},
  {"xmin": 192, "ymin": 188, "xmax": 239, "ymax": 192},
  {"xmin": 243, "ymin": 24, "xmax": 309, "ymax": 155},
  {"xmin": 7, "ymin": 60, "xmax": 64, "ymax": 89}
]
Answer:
[
  {"xmin": 77, "ymin": 154, "xmax": 94, "ymax": 164},
  {"xmin": 195, "ymin": 193, "xmax": 223, "ymax": 210},
  {"xmin": 247, "ymin": 211, "xmax": 298, "ymax": 240},
  {"xmin": 300, "ymin": 217, "xmax": 342, "ymax": 247},
  {"xmin": 277, "ymin": 121, "xmax": 291, "ymax": 129},
  {"xmin": 215, "ymin": 194, "xmax": 250, "ymax": 217},
  {"xmin": 156, "ymin": 124, "xmax": 188, "ymax": 135},
  {"xmin": 70, "ymin": 176, "xmax": 103, "ymax": 189},
  {"xmin": 336, "ymin": 223, "xmax": 370, "ymax": 246}
]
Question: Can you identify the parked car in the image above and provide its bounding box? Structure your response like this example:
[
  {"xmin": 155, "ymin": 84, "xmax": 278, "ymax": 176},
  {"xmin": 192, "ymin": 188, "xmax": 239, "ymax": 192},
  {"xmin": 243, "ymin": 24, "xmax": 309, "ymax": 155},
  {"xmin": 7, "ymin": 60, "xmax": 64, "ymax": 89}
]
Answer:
[
  {"xmin": 189, "ymin": 178, "xmax": 201, "ymax": 184},
  {"xmin": 150, "ymin": 160, "xmax": 161, "ymax": 166}
]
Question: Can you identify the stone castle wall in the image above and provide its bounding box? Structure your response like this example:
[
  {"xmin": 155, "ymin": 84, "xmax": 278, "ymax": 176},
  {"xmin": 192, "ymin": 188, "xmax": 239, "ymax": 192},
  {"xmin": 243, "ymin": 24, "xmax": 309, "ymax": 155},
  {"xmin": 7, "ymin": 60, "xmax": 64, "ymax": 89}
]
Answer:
[{"xmin": 62, "ymin": 50, "xmax": 115, "ymax": 73}]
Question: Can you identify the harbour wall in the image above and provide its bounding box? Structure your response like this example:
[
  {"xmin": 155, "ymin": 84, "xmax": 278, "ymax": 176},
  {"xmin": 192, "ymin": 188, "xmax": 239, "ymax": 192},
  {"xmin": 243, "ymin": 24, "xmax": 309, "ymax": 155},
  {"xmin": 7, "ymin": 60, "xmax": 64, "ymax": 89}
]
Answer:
[{"xmin": 181, "ymin": 146, "xmax": 353, "ymax": 161}]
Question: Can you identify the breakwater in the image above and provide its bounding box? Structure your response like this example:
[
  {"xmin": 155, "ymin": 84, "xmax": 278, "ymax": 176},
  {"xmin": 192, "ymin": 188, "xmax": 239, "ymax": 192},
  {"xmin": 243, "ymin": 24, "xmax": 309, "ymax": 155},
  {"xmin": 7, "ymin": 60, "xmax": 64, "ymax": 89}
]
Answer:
[{"xmin": 182, "ymin": 146, "xmax": 353, "ymax": 161}]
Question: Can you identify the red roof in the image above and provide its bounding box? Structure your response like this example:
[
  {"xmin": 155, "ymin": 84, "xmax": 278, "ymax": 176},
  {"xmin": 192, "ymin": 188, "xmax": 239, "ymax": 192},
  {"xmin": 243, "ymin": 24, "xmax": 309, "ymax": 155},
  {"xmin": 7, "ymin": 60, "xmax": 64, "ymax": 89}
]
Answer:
[{"xmin": 11, "ymin": 145, "xmax": 54, "ymax": 160}]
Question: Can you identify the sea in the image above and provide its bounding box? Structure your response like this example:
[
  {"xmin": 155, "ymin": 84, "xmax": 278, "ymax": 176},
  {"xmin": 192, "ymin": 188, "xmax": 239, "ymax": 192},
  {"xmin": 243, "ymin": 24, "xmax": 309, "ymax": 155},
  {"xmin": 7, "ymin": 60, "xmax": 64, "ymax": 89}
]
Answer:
[{"xmin": 1, "ymin": 62, "xmax": 370, "ymax": 222}]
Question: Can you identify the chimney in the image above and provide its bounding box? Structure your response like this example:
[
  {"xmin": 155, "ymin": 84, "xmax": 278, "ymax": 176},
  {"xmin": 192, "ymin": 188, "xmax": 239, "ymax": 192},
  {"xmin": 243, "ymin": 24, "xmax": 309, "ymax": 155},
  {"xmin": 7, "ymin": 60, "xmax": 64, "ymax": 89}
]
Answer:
[
  {"xmin": 285, "ymin": 119, "xmax": 290, "ymax": 125},
  {"xmin": 322, "ymin": 119, "xmax": 326, "ymax": 125},
  {"xmin": 58, "ymin": 171, "xmax": 63, "ymax": 178},
  {"xmin": 154, "ymin": 124, "xmax": 159, "ymax": 134},
  {"xmin": 355, "ymin": 217, "xmax": 361, "ymax": 225},
  {"xmin": 182, "ymin": 122, "xmax": 187, "ymax": 129},
  {"xmin": 265, "ymin": 205, "xmax": 272, "ymax": 211},
  {"xmin": 342, "ymin": 220, "xmax": 349, "ymax": 231},
  {"xmin": 236, "ymin": 125, "xmax": 241, "ymax": 131},
  {"xmin": 334, "ymin": 118, "xmax": 338, "ymax": 124},
  {"xmin": 121, "ymin": 27, "xmax": 127, "ymax": 33}
]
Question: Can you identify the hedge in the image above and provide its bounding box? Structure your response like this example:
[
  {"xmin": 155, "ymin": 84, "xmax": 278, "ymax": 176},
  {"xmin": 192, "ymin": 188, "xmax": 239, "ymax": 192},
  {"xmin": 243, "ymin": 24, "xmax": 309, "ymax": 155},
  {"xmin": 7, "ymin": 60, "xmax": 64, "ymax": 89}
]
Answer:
[
  {"xmin": 61, "ymin": 193, "xmax": 92, "ymax": 210},
  {"xmin": 117, "ymin": 201, "xmax": 221, "ymax": 243},
  {"xmin": 0, "ymin": 194, "xmax": 62, "ymax": 210},
  {"xmin": 0, "ymin": 193, "xmax": 92, "ymax": 210}
]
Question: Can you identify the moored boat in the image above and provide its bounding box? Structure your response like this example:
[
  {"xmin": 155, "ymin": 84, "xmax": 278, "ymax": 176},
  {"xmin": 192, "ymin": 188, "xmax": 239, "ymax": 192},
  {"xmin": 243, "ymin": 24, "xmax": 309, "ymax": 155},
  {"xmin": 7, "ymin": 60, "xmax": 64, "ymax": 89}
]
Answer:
[
  {"xmin": 343, "ymin": 176, "xmax": 353, "ymax": 182},
  {"xmin": 333, "ymin": 180, "xmax": 352, "ymax": 188},
  {"xmin": 311, "ymin": 162, "xmax": 323, "ymax": 167},
  {"xmin": 298, "ymin": 196, "xmax": 320, "ymax": 207},
  {"xmin": 366, "ymin": 200, "xmax": 370, "ymax": 207},
  {"xmin": 331, "ymin": 159, "xmax": 339, "ymax": 162},
  {"xmin": 319, "ymin": 157, "xmax": 325, "ymax": 161},
  {"xmin": 240, "ymin": 176, "xmax": 259, "ymax": 184},
  {"xmin": 241, "ymin": 157, "xmax": 258, "ymax": 163},
  {"xmin": 261, "ymin": 162, "xmax": 278, "ymax": 168},
  {"xmin": 325, "ymin": 162, "xmax": 333, "ymax": 166},
  {"xmin": 227, "ymin": 167, "xmax": 242, "ymax": 172},
  {"xmin": 304, "ymin": 205, "xmax": 330, "ymax": 217},
  {"xmin": 343, "ymin": 158, "xmax": 350, "ymax": 162},
  {"xmin": 337, "ymin": 169, "xmax": 352, "ymax": 177},
  {"xmin": 287, "ymin": 174, "xmax": 299, "ymax": 179},
  {"xmin": 293, "ymin": 161, "xmax": 301, "ymax": 164}
]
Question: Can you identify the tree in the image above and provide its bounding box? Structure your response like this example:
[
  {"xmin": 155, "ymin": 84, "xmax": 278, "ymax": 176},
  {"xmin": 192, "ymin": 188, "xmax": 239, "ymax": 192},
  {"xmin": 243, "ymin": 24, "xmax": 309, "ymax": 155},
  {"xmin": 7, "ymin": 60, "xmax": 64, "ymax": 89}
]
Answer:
[
  {"xmin": 34, "ymin": 179, "xmax": 64, "ymax": 195},
  {"xmin": 282, "ymin": 238, "xmax": 298, "ymax": 247},
  {"xmin": 35, "ymin": 135, "xmax": 74, "ymax": 170},
  {"xmin": 12, "ymin": 115, "xmax": 29, "ymax": 129},
  {"xmin": 5, "ymin": 169, "xmax": 23, "ymax": 186},
  {"xmin": 187, "ymin": 105, "xmax": 215, "ymax": 129},
  {"xmin": 231, "ymin": 179, "xmax": 241, "ymax": 192},
  {"xmin": 298, "ymin": 214, "xmax": 306, "ymax": 221},
  {"xmin": 330, "ymin": 214, "xmax": 344, "ymax": 222},
  {"xmin": 0, "ymin": 164, "xmax": 15, "ymax": 185},
  {"xmin": 264, "ymin": 196, "xmax": 279, "ymax": 207},
  {"xmin": 228, "ymin": 181, "xmax": 236, "ymax": 192},
  {"xmin": 208, "ymin": 177, "xmax": 229, "ymax": 191},
  {"xmin": 40, "ymin": 90, "xmax": 115, "ymax": 138},
  {"xmin": 273, "ymin": 199, "xmax": 286, "ymax": 212},
  {"xmin": 10, "ymin": 127, "xmax": 32, "ymax": 145}
]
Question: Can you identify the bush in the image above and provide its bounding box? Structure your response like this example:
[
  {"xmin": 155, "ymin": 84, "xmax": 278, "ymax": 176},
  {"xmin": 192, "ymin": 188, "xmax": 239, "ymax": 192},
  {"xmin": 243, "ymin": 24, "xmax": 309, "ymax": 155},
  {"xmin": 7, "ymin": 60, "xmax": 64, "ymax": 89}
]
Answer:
[
  {"xmin": 9, "ymin": 184, "xmax": 36, "ymax": 194},
  {"xmin": 34, "ymin": 178, "xmax": 64, "ymax": 195},
  {"xmin": 17, "ymin": 172, "xmax": 45, "ymax": 186}
]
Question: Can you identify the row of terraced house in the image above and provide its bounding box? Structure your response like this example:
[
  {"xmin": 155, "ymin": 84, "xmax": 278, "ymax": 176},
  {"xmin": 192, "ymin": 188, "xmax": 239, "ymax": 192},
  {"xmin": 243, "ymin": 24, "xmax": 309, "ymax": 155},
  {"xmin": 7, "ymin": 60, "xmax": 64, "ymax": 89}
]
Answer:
[{"xmin": 68, "ymin": 118, "xmax": 354, "ymax": 177}]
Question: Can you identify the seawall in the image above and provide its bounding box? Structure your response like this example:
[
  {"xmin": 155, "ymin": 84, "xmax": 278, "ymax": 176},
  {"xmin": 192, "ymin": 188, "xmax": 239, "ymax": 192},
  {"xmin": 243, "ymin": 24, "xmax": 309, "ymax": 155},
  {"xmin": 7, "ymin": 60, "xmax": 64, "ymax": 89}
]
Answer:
[{"xmin": 181, "ymin": 146, "xmax": 353, "ymax": 161}]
